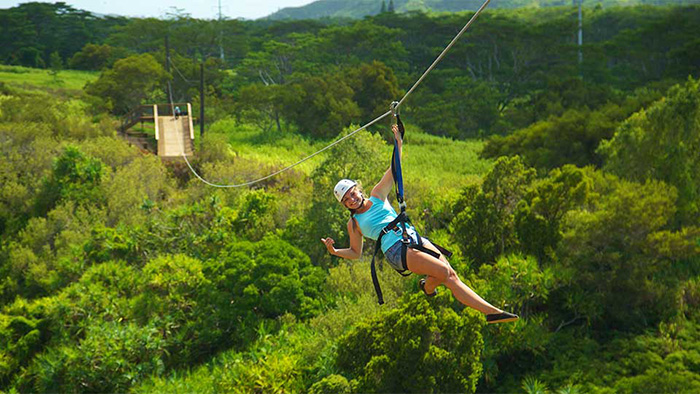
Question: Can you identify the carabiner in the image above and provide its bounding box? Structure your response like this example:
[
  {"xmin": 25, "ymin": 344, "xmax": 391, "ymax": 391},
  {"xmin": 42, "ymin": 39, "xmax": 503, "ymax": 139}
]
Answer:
[{"xmin": 390, "ymin": 101, "xmax": 400, "ymax": 117}]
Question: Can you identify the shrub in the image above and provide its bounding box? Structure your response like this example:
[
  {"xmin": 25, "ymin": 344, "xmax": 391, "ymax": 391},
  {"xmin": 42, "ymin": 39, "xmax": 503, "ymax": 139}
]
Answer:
[
  {"xmin": 16, "ymin": 321, "xmax": 166, "ymax": 393},
  {"xmin": 336, "ymin": 293, "xmax": 484, "ymax": 393},
  {"xmin": 309, "ymin": 374, "xmax": 351, "ymax": 394}
]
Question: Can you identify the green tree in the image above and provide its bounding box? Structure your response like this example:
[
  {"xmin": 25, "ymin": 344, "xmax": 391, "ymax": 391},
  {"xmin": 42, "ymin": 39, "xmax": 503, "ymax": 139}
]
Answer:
[
  {"xmin": 35, "ymin": 146, "xmax": 105, "ymax": 216},
  {"xmin": 48, "ymin": 51, "xmax": 63, "ymax": 81},
  {"xmin": 336, "ymin": 293, "xmax": 484, "ymax": 393},
  {"xmin": 235, "ymin": 83, "xmax": 288, "ymax": 132},
  {"xmin": 412, "ymin": 75, "xmax": 504, "ymax": 138},
  {"xmin": 209, "ymin": 236, "xmax": 326, "ymax": 342},
  {"xmin": 233, "ymin": 189, "xmax": 279, "ymax": 241},
  {"xmin": 16, "ymin": 321, "xmax": 166, "ymax": 393},
  {"xmin": 69, "ymin": 43, "xmax": 128, "ymax": 70},
  {"xmin": 0, "ymin": 2, "xmax": 125, "ymax": 68},
  {"xmin": 344, "ymin": 60, "xmax": 401, "ymax": 122},
  {"xmin": 557, "ymin": 169, "xmax": 700, "ymax": 330},
  {"xmin": 451, "ymin": 156, "xmax": 535, "ymax": 266},
  {"xmin": 282, "ymin": 76, "xmax": 361, "ymax": 139},
  {"xmin": 478, "ymin": 254, "xmax": 554, "ymax": 320},
  {"xmin": 482, "ymin": 87, "xmax": 662, "ymax": 172},
  {"xmin": 85, "ymin": 53, "xmax": 170, "ymax": 114},
  {"xmin": 599, "ymin": 77, "xmax": 700, "ymax": 225},
  {"xmin": 515, "ymin": 165, "xmax": 592, "ymax": 262},
  {"xmin": 309, "ymin": 374, "xmax": 351, "ymax": 394}
]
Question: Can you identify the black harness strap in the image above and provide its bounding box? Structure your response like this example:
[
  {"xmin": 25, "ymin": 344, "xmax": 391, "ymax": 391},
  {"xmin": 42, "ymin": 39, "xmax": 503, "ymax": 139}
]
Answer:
[
  {"xmin": 369, "ymin": 102, "xmax": 452, "ymax": 305},
  {"xmin": 368, "ymin": 207, "xmax": 453, "ymax": 305}
]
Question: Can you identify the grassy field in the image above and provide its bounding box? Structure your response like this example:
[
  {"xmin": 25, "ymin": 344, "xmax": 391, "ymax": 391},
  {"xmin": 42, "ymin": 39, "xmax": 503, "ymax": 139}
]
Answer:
[
  {"xmin": 210, "ymin": 119, "xmax": 325, "ymax": 176},
  {"xmin": 0, "ymin": 65, "xmax": 97, "ymax": 93},
  {"xmin": 210, "ymin": 119, "xmax": 493, "ymax": 194}
]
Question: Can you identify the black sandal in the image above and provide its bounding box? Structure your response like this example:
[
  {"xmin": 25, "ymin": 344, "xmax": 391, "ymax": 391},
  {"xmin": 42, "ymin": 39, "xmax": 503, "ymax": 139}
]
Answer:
[
  {"xmin": 486, "ymin": 312, "xmax": 519, "ymax": 324},
  {"xmin": 419, "ymin": 278, "xmax": 437, "ymax": 297}
]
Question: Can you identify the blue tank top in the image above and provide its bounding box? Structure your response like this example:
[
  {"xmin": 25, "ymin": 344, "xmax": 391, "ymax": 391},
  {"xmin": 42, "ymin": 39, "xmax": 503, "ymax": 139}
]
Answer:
[{"xmin": 353, "ymin": 196, "xmax": 417, "ymax": 253}]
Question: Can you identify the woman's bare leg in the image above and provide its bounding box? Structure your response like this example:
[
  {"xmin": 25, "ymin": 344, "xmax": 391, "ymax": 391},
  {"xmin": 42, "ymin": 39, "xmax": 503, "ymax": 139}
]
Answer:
[
  {"xmin": 423, "ymin": 275, "xmax": 441, "ymax": 294},
  {"xmin": 405, "ymin": 242, "xmax": 502, "ymax": 315}
]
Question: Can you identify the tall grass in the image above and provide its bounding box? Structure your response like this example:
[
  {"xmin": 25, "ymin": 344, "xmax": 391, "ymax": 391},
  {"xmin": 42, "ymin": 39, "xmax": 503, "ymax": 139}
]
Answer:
[
  {"xmin": 210, "ymin": 119, "xmax": 326, "ymax": 176},
  {"xmin": 208, "ymin": 118, "xmax": 493, "ymax": 194},
  {"xmin": 0, "ymin": 65, "xmax": 97, "ymax": 93}
]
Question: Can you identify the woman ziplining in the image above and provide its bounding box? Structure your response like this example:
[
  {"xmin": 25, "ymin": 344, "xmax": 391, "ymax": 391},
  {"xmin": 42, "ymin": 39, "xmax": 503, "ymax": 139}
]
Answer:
[{"xmin": 321, "ymin": 112, "xmax": 518, "ymax": 324}]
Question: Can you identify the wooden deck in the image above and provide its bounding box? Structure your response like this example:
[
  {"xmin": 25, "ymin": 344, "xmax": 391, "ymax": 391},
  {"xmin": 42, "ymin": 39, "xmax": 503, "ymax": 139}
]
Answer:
[{"xmin": 157, "ymin": 116, "xmax": 194, "ymax": 157}]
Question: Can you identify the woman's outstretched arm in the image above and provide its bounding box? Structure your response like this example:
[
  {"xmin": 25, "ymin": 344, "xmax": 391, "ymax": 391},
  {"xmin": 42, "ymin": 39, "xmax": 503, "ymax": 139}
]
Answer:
[
  {"xmin": 321, "ymin": 218, "xmax": 364, "ymax": 259},
  {"xmin": 371, "ymin": 124, "xmax": 403, "ymax": 200}
]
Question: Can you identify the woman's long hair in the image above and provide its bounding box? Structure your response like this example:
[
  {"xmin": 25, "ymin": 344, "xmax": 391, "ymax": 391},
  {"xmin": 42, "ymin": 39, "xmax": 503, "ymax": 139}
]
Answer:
[{"xmin": 347, "ymin": 183, "xmax": 366, "ymax": 232}]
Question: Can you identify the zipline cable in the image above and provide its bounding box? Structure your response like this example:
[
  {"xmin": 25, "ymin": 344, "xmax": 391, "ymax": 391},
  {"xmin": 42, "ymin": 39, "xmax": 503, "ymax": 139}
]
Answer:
[
  {"xmin": 169, "ymin": 0, "xmax": 492, "ymax": 188},
  {"xmin": 396, "ymin": 0, "xmax": 492, "ymax": 110},
  {"xmin": 181, "ymin": 110, "xmax": 392, "ymax": 188},
  {"xmin": 170, "ymin": 59, "xmax": 198, "ymax": 85}
]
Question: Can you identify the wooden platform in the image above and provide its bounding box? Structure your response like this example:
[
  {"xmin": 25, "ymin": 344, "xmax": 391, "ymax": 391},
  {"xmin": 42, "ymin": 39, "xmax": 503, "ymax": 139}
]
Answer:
[
  {"xmin": 120, "ymin": 103, "xmax": 195, "ymax": 158},
  {"xmin": 157, "ymin": 116, "xmax": 194, "ymax": 157}
]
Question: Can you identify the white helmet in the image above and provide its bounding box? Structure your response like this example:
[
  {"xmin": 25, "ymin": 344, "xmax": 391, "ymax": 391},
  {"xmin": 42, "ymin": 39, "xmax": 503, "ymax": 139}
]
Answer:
[{"xmin": 333, "ymin": 179, "xmax": 357, "ymax": 202}]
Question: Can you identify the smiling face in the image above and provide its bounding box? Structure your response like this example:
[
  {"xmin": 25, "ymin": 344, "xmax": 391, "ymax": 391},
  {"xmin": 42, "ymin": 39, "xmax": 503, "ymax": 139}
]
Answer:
[{"xmin": 341, "ymin": 186, "xmax": 364, "ymax": 210}]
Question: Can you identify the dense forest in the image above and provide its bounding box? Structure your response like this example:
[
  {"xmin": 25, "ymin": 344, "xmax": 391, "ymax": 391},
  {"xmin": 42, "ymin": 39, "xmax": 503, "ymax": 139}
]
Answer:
[
  {"xmin": 1, "ymin": 1, "xmax": 699, "ymax": 393},
  {"xmin": 265, "ymin": 0, "xmax": 698, "ymax": 20}
]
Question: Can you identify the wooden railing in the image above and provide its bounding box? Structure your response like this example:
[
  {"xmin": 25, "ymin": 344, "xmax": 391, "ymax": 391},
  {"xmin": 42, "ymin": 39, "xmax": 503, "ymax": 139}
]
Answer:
[{"xmin": 121, "ymin": 103, "xmax": 192, "ymax": 133}]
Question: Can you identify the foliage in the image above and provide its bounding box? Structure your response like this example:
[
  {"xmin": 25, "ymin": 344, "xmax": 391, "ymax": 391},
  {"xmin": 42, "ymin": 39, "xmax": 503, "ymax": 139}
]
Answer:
[
  {"xmin": 451, "ymin": 156, "xmax": 536, "ymax": 266},
  {"xmin": 309, "ymin": 374, "xmax": 351, "ymax": 394},
  {"xmin": 336, "ymin": 293, "xmax": 484, "ymax": 393},
  {"xmin": 16, "ymin": 321, "xmax": 166, "ymax": 393},
  {"xmin": 412, "ymin": 74, "xmax": 505, "ymax": 138},
  {"xmin": 233, "ymin": 189, "xmax": 279, "ymax": 241},
  {"xmin": 69, "ymin": 43, "xmax": 129, "ymax": 71},
  {"xmin": 478, "ymin": 254, "xmax": 554, "ymax": 319},
  {"xmin": 556, "ymin": 169, "xmax": 700, "ymax": 330},
  {"xmin": 282, "ymin": 76, "xmax": 361, "ymax": 139},
  {"xmin": 515, "ymin": 165, "xmax": 592, "ymax": 262},
  {"xmin": 265, "ymin": 0, "xmax": 693, "ymax": 20},
  {"xmin": 481, "ymin": 86, "xmax": 664, "ymax": 171},
  {"xmin": 0, "ymin": 2, "xmax": 128, "ymax": 68},
  {"xmin": 34, "ymin": 145, "xmax": 105, "ymax": 216},
  {"xmin": 85, "ymin": 53, "xmax": 170, "ymax": 114},
  {"xmin": 344, "ymin": 60, "xmax": 401, "ymax": 122},
  {"xmin": 599, "ymin": 77, "xmax": 700, "ymax": 225}
]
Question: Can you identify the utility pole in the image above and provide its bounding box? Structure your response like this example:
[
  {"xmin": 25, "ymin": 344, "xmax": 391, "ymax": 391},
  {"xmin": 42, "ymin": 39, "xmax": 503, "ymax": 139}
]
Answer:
[
  {"xmin": 165, "ymin": 34, "xmax": 171, "ymax": 73},
  {"xmin": 218, "ymin": 0, "xmax": 225, "ymax": 62},
  {"xmin": 165, "ymin": 34, "xmax": 171, "ymax": 105},
  {"xmin": 200, "ymin": 62, "xmax": 205, "ymax": 138},
  {"xmin": 577, "ymin": 0, "xmax": 583, "ymax": 65}
]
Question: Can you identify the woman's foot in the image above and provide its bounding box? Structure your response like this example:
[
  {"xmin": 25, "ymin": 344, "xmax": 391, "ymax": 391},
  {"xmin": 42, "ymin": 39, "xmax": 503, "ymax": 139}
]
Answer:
[
  {"xmin": 419, "ymin": 278, "xmax": 437, "ymax": 297},
  {"xmin": 486, "ymin": 311, "xmax": 519, "ymax": 324}
]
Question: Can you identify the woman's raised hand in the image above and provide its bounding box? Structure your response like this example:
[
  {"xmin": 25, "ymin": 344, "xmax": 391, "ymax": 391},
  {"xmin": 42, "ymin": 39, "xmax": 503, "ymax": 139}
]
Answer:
[
  {"xmin": 391, "ymin": 123, "xmax": 402, "ymax": 144},
  {"xmin": 321, "ymin": 237, "xmax": 336, "ymax": 255}
]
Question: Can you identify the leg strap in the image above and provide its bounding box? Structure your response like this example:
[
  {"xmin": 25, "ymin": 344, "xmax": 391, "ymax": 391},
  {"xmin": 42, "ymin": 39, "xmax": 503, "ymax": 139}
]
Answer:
[
  {"xmin": 370, "ymin": 241, "xmax": 384, "ymax": 305},
  {"xmin": 400, "ymin": 233, "xmax": 443, "ymax": 272}
]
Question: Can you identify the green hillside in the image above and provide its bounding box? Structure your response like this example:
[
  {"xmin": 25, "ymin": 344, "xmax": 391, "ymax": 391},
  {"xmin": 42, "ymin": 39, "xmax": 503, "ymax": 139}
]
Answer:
[{"xmin": 265, "ymin": 0, "xmax": 694, "ymax": 20}]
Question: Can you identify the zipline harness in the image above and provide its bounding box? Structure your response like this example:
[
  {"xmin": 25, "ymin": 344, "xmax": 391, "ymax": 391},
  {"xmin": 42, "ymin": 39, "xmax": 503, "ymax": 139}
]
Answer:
[
  {"xmin": 368, "ymin": 102, "xmax": 452, "ymax": 305},
  {"xmin": 169, "ymin": 0, "xmax": 493, "ymax": 188}
]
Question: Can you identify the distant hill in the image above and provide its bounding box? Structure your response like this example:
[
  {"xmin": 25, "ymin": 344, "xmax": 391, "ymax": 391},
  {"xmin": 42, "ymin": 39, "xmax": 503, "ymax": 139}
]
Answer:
[{"xmin": 264, "ymin": 0, "xmax": 696, "ymax": 20}]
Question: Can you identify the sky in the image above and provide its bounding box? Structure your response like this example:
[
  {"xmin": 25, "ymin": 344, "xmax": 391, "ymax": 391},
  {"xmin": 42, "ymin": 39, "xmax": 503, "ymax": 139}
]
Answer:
[{"xmin": 0, "ymin": 0, "xmax": 317, "ymax": 20}]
